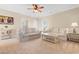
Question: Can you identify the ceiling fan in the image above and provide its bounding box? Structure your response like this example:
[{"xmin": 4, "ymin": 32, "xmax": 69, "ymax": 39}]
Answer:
[{"xmin": 27, "ymin": 4, "xmax": 44, "ymax": 13}]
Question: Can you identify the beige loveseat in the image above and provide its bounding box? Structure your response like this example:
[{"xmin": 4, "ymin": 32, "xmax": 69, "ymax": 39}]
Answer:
[{"xmin": 67, "ymin": 33, "xmax": 79, "ymax": 42}]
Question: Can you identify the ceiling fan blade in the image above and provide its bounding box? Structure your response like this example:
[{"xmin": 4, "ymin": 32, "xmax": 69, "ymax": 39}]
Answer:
[
  {"xmin": 38, "ymin": 6, "xmax": 44, "ymax": 9},
  {"xmin": 40, "ymin": 6, "xmax": 44, "ymax": 8}
]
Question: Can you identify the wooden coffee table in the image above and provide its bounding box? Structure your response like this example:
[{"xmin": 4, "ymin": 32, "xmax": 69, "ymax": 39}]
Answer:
[{"xmin": 42, "ymin": 33, "xmax": 59, "ymax": 43}]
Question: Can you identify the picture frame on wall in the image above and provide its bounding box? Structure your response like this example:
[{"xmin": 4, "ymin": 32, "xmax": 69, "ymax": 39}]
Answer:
[
  {"xmin": 0, "ymin": 15, "xmax": 14, "ymax": 24},
  {"xmin": 0, "ymin": 16, "xmax": 4, "ymax": 24},
  {"xmin": 7, "ymin": 17, "xmax": 14, "ymax": 24}
]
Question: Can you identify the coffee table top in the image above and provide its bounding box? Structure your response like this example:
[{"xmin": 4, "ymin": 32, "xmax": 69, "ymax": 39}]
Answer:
[{"xmin": 42, "ymin": 32, "xmax": 59, "ymax": 36}]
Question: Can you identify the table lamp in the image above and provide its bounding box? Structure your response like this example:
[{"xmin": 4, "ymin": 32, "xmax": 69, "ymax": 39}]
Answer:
[{"xmin": 71, "ymin": 22, "xmax": 78, "ymax": 33}]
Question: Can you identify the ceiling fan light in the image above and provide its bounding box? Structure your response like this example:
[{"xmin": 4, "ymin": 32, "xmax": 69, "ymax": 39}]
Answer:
[{"xmin": 34, "ymin": 10, "xmax": 38, "ymax": 13}]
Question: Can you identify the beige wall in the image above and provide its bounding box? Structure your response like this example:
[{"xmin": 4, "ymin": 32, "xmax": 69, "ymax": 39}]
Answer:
[{"xmin": 40, "ymin": 7, "xmax": 79, "ymax": 30}]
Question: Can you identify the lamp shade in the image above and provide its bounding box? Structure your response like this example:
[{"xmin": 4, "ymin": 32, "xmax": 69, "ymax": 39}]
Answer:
[{"xmin": 71, "ymin": 22, "xmax": 78, "ymax": 27}]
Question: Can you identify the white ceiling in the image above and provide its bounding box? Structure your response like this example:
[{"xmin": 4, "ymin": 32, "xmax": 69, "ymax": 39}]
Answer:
[{"xmin": 0, "ymin": 4, "xmax": 79, "ymax": 17}]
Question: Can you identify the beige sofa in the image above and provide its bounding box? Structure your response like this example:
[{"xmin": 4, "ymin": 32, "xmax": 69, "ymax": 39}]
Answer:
[
  {"xmin": 67, "ymin": 33, "xmax": 79, "ymax": 42},
  {"xmin": 42, "ymin": 27, "xmax": 67, "ymax": 42},
  {"xmin": 19, "ymin": 28, "xmax": 41, "ymax": 42}
]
